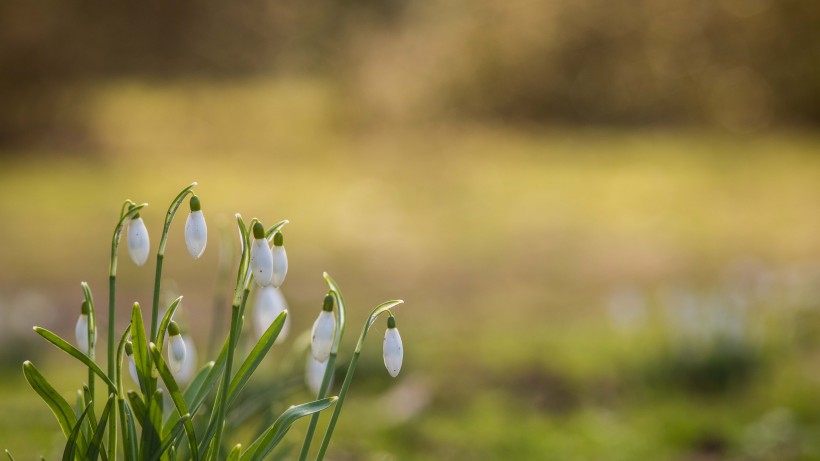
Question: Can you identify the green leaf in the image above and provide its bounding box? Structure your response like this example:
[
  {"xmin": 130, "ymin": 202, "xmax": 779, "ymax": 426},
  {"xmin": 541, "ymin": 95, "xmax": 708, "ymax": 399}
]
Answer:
[
  {"xmin": 227, "ymin": 444, "xmax": 242, "ymax": 461},
  {"xmin": 149, "ymin": 343, "xmax": 199, "ymax": 461},
  {"xmin": 227, "ymin": 311, "xmax": 287, "ymax": 406},
  {"xmin": 5, "ymin": 449, "xmax": 15, "ymax": 461},
  {"xmin": 156, "ymin": 296, "xmax": 183, "ymax": 355},
  {"xmin": 188, "ymin": 342, "xmax": 228, "ymax": 414},
  {"xmin": 141, "ymin": 389, "xmax": 164, "ymax": 459},
  {"xmin": 85, "ymin": 394, "xmax": 115, "ymax": 461},
  {"xmin": 182, "ymin": 361, "xmax": 214, "ymax": 407},
  {"xmin": 148, "ymin": 414, "xmax": 189, "ymax": 461},
  {"xmin": 121, "ymin": 399, "xmax": 139, "ymax": 461},
  {"xmin": 241, "ymin": 397, "xmax": 338, "ymax": 461},
  {"xmin": 116, "ymin": 325, "xmax": 132, "ymax": 393},
  {"xmin": 82, "ymin": 385, "xmax": 97, "ymax": 433},
  {"xmin": 22, "ymin": 361, "xmax": 79, "ymax": 441},
  {"xmin": 62, "ymin": 401, "xmax": 91, "ymax": 461},
  {"xmin": 126, "ymin": 391, "xmax": 146, "ymax": 427},
  {"xmin": 130, "ymin": 303, "xmax": 152, "ymax": 395},
  {"xmin": 33, "ymin": 327, "xmax": 117, "ymax": 391}
]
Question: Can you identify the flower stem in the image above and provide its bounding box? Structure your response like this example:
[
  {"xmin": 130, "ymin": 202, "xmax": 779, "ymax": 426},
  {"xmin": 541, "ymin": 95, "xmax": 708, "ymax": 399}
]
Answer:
[{"xmin": 150, "ymin": 253, "xmax": 164, "ymax": 340}]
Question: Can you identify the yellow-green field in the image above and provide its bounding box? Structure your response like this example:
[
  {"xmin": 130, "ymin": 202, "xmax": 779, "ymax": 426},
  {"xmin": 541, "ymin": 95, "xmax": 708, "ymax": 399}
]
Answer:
[{"xmin": 1, "ymin": 79, "xmax": 820, "ymax": 460}]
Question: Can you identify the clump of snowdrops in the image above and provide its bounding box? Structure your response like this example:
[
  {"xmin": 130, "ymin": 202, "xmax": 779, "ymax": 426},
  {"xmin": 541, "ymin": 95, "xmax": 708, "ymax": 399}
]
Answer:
[{"xmin": 10, "ymin": 183, "xmax": 405, "ymax": 461}]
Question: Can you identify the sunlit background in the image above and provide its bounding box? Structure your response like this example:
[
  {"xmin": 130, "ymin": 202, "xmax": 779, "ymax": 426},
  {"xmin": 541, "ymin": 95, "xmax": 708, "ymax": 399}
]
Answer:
[{"xmin": 2, "ymin": 1, "xmax": 820, "ymax": 459}]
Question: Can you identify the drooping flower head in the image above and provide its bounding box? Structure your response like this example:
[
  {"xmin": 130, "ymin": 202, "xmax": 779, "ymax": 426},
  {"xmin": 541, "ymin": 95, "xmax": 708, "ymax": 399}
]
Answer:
[
  {"xmin": 252, "ymin": 285, "xmax": 290, "ymax": 343},
  {"xmin": 310, "ymin": 294, "xmax": 336, "ymax": 362},
  {"xmin": 167, "ymin": 321, "xmax": 186, "ymax": 373},
  {"xmin": 250, "ymin": 222, "xmax": 273, "ymax": 287},
  {"xmin": 271, "ymin": 231, "xmax": 288, "ymax": 288},
  {"xmin": 383, "ymin": 315, "xmax": 403, "ymax": 378},
  {"xmin": 184, "ymin": 195, "xmax": 207, "ymax": 259},
  {"xmin": 305, "ymin": 353, "xmax": 329, "ymax": 395},
  {"xmin": 75, "ymin": 301, "xmax": 90, "ymax": 355},
  {"xmin": 126, "ymin": 207, "xmax": 150, "ymax": 266}
]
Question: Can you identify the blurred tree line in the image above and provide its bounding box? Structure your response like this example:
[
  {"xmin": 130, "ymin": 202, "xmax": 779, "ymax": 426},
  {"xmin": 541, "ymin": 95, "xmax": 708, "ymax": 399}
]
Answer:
[{"xmin": 1, "ymin": 0, "xmax": 818, "ymax": 148}]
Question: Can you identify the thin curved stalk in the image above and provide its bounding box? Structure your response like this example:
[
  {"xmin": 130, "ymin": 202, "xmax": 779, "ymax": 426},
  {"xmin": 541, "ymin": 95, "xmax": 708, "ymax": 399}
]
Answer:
[
  {"xmin": 80, "ymin": 282, "xmax": 97, "ymax": 425},
  {"xmin": 314, "ymin": 299, "xmax": 404, "ymax": 461}
]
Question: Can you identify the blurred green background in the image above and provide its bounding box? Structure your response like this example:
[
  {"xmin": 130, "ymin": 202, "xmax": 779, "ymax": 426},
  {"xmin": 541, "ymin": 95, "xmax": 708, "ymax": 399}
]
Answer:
[{"xmin": 2, "ymin": 1, "xmax": 820, "ymax": 459}]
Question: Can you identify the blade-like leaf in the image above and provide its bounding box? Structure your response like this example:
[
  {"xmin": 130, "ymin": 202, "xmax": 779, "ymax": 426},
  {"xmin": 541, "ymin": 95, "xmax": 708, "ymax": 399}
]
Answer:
[
  {"xmin": 227, "ymin": 444, "xmax": 242, "ymax": 461},
  {"xmin": 22, "ymin": 361, "xmax": 79, "ymax": 440},
  {"xmin": 148, "ymin": 414, "xmax": 189, "ymax": 461},
  {"xmin": 82, "ymin": 385, "xmax": 98, "ymax": 433},
  {"xmin": 241, "ymin": 397, "xmax": 338, "ymax": 461},
  {"xmin": 126, "ymin": 391, "xmax": 146, "ymax": 427},
  {"xmin": 122, "ymin": 400, "xmax": 139, "ymax": 461},
  {"xmin": 149, "ymin": 343, "xmax": 199, "ymax": 461},
  {"xmin": 33, "ymin": 327, "xmax": 117, "ymax": 391},
  {"xmin": 62, "ymin": 402, "xmax": 92, "ymax": 461},
  {"xmin": 141, "ymin": 389, "xmax": 164, "ymax": 459},
  {"xmin": 156, "ymin": 296, "xmax": 183, "ymax": 354},
  {"xmin": 227, "ymin": 311, "xmax": 287, "ymax": 406},
  {"xmin": 130, "ymin": 304, "xmax": 152, "ymax": 396},
  {"xmin": 182, "ymin": 361, "xmax": 214, "ymax": 407},
  {"xmin": 85, "ymin": 394, "xmax": 115, "ymax": 461}
]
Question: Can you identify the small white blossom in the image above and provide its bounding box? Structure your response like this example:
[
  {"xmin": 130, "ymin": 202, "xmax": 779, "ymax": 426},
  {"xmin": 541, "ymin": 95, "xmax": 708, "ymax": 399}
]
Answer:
[
  {"xmin": 383, "ymin": 317, "xmax": 403, "ymax": 378},
  {"xmin": 126, "ymin": 215, "xmax": 150, "ymax": 266},
  {"xmin": 75, "ymin": 313, "xmax": 89, "ymax": 355},
  {"xmin": 271, "ymin": 232, "xmax": 288, "ymax": 288},
  {"xmin": 184, "ymin": 196, "xmax": 207, "ymax": 259},
  {"xmin": 249, "ymin": 222, "xmax": 273, "ymax": 287},
  {"xmin": 305, "ymin": 353, "xmax": 329, "ymax": 395},
  {"xmin": 167, "ymin": 322, "xmax": 186, "ymax": 373},
  {"xmin": 173, "ymin": 335, "xmax": 197, "ymax": 384},
  {"xmin": 252, "ymin": 286, "xmax": 290, "ymax": 344},
  {"xmin": 311, "ymin": 296, "xmax": 336, "ymax": 362}
]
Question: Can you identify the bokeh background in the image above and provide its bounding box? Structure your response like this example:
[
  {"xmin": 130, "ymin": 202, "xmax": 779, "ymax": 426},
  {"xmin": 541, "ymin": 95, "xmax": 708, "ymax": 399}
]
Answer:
[{"xmin": 2, "ymin": 0, "xmax": 820, "ymax": 459}]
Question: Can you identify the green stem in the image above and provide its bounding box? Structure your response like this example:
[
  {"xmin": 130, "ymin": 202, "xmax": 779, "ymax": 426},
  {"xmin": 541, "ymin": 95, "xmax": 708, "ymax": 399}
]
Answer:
[
  {"xmin": 211, "ymin": 305, "xmax": 240, "ymax": 459},
  {"xmin": 298, "ymin": 273, "xmax": 347, "ymax": 461},
  {"xmin": 314, "ymin": 300, "xmax": 403, "ymax": 461},
  {"xmin": 150, "ymin": 253, "xmax": 164, "ymax": 340}
]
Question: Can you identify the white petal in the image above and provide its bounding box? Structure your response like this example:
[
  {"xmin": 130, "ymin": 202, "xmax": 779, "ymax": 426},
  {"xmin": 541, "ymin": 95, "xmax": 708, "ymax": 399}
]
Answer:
[
  {"xmin": 184, "ymin": 211, "xmax": 207, "ymax": 259},
  {"xmin": 383, "ymin": 328, "xmax": 403, "ymax": 378},
  {"xmin": 128, "ymin": 355, "xmax": 139, "ymax": 386},
  {"xmin": 250, "ymin": 239, "xmax": 273, "ymax": 287},
  {"xmin": 271, "ymin": 246, "xmax": 288, "ymax": 288},
  {"xmin": 311, "ymin": 311, "xmax": 336, "ymax": 362},
  {"xmin": 75, "ymin": 314, "xmax": 89, "ymax": 355},
  {"xmin": 168, "ymin": 335, "xmax": 187, "ymax": 373},
  {"xmin": 173, "ymin": 336, "xmax": 197, "ymax": 384},
  {"xmin": 305, "ymin": 354, "xmax": 329, "ymax": 395},
  {"xmin": 127, "ymin": 217, "xmax": 150, "ymax": 266},
  {"xmin": 253, "ymin": 286, "xmax": 290, "ymax": 344}
]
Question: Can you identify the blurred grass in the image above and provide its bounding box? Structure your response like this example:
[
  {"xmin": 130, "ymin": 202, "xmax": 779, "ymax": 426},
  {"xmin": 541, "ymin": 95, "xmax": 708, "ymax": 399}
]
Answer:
[{"xmin": 1, "ymin": 78, "xmax": 820, "ymax": 459}]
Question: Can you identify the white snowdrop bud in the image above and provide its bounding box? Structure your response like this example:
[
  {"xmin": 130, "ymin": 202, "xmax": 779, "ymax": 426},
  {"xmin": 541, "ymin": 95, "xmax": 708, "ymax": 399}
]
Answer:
[
  {"xmin": 252, "ymin": 286, "xmax": 290, "ymax": 344},
  {"xmin": 271, "ymin": 231, "xmax": 288, "ymax": 288},
  {"xmin": 310, "ymin": 295, "xmax": 336, "ymax": 362},
  {"xmin": 249, "ymin": 222, "xmax": 273, "ymax": 287},
  {"xmin": 173, "ymin": 335, "xmax": 197, "ymax": 384},
  {"xmin": 75, "ymin": 301, "xmax": 89, "ymax": 354},
  {"xmin": 383, "ymin": 316, "xmax": 403, "ymax": 378},
  {"xmin": 126, "ymin": 212, "xmax": 150, "ymax": 266},
  {"xmin": 184, "ymin": 196, "xmax": 207, "ymax": 259},
  {"xmin": 125, "ymin": 342, "xmax": 139, "ymax": 385},
  {"xmin": 167, "ymin": 322, "xmax": 186, "ymax": 373},
  {"xmin": 305, "ymin": 353, "xmax": 329, "ymax": 395}
]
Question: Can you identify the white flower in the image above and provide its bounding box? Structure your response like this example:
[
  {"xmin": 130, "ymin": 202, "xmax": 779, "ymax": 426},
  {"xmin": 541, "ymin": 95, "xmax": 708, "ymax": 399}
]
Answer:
[
  {"xmin": 126, "ymin": 215, "xmax": 150, "ymax": 266},
  {"xmin": 305, "ymin": 353, "xmax": 329, "ymax": 395},
  {"xmin": 252, "ymin": 286, "xmax": 290, "ymax": 344},
  {"xmin": 311, "ymin": 296, "xmax": 336, "ymax": 362},
  {"xmin": 271, "ymin": 231, "xmax": 288, "ymax": 288},
  {"xmin": 173, "ymin": 335, "xmax": 197, "ymax": 384},
  {"xmin": 184, "ymin": 196, "xmax": 207, "ymax": 259},
  {"xmin": 75, "ymin": 311, "xmax": 89, "ymax": 355},
  {"xmin": 250, "ymin": 222, "xmax": 273, "ymax": 287},
  {"xmin": 167, "ymin": 322, "xmax": 186, "ymax": 373},
  {"xmin": 383, "ymin": 317, "xmax": 403, "ymax": 378}
]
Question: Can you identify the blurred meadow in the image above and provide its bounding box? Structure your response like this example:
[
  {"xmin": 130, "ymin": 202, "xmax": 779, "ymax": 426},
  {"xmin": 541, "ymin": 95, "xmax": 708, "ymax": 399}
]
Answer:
[{"xmin": 2, "ymin": 1, "xmax": 820, "ymax": 460}]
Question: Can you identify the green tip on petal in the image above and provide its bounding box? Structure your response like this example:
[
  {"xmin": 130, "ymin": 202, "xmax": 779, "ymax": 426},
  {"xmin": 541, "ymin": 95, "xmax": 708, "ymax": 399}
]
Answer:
[
  {"xmin": 273, "ymin": 231, "xmax": 283, "ymax": 246},
  {"xmin": 125, "ymin": 341, "xmax": 133, "ymax": 355},
  {"xmin": 190, "ymin": 195, "xmax": 201, "ymax": 211},
  {"xmin": 128, "ymin": 203, "xmax": 140, "ymax": 219},
  {"xmin": 387, "ymin": 316, "xmax": 396, "ymax": 329},
  {"xmin": 253, "ymin": 222, "xmax": 265, "ymax": 239},
  {"xmin": 81, "ymin": 300, "xmax": 89, "ymax": 315},
  {"xmin": 322, "ymin": 294, "xmax": 334, "ymax": 312},
  {"xmin": 168, "ymin": 321, "xmax": 181, "ymax": 336}
]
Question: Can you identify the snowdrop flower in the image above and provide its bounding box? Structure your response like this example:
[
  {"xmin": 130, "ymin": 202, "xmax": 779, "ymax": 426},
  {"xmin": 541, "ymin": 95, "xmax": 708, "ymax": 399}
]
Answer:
[
  {"xmin": 184, "ymin": 195, "xmax": 207, "ymax": 259},
  {"xmin": 252, "ymin": 285, "xmax": 290, "ymax": 343},
  {"xmin": 173, "ymin": 335, "xmax": 198, "ymax": 384},
  {"xmin": 75, "ymin": 301, "xmax": 89, "ymax": 354},
  {"xmin": 249, "ymin": 222, "xmax": 273, "ymax": 287},
  {"xmin": 383, "ymin": 316, "xmax": 403, "ymax": 378},
  {"xmin": 167, "ymin": 321, "xmax": 186, "ymax": 373},
  {"xmin": 271, "ymin": 231, "xmax": 288, "ymax": 288},
  {"xmin": 305, "ymin": 353, "xmax": 330, "ymax": 395},
  {"xmin": 310, "ymin": 295, "xmax": 336, "ymax": 362},
  {"xmin": 126, "ymin": 210, "xmax": 150, "ymax": 266},
  {"xmin": 125, "ymin": 341, "xmax": 139, "ymax": 385}
]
